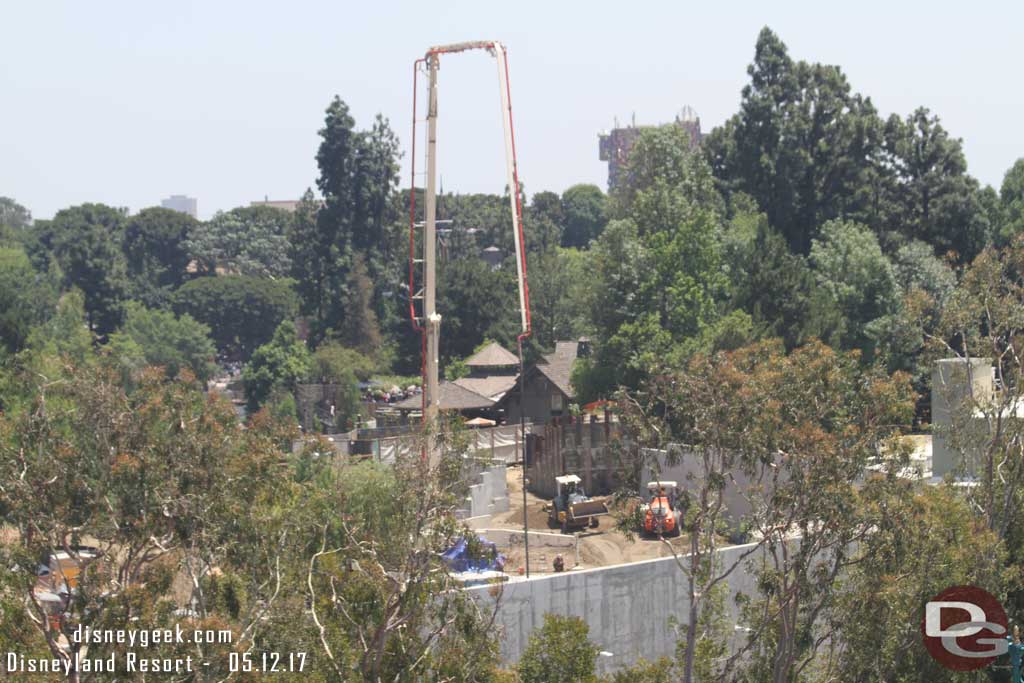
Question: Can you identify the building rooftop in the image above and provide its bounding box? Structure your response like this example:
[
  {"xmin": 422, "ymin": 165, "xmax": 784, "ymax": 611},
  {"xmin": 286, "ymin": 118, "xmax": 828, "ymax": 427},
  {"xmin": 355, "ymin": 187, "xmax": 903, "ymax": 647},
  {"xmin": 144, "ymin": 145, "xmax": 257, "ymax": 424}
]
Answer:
[
  {"xmin": 392, "ymin": 381, "xmax": 495, "ymax": 412},
  {"xmin": 536, "ymin": 340, "xmax": 580, "ymax": 399},
  {"xmin": 454, "ymin": 374, "xmax": 518, "ymax": 401},
  {"xmin": 466, "ymin": 341, "xmax": 519, "ymax": 368}
]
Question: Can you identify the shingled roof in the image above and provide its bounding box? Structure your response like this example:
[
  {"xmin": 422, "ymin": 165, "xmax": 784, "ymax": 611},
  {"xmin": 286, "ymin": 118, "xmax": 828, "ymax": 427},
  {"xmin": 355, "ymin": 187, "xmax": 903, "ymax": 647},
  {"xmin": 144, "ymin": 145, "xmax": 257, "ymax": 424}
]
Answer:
[
  {"xmin": 453, "ymin": 374, "xmax": 518, "ymax": 401},
  {"xmin": 535, "ymin": 341, "xmax": 579, "ymax": 399},
  {"xmin": 392, "ymin": 381, "xmax": 495, "ymax": 412},
  {"xmin": 465, "ymin": 341, "xmax": 519, "ymax": 368}
]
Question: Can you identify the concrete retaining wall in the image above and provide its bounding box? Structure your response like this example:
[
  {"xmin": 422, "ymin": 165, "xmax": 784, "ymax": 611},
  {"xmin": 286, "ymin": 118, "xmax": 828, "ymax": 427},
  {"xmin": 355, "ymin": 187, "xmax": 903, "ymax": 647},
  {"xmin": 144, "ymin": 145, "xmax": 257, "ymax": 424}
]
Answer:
[
  {"xmin": 640, "ymin": 448, "xmax": 760, "ymax": 531},
  {"xmin": 468, "ymin": 542, "xmax": 765, "ymax": 669},
  {"xmin": 456, "ymin": 463, "xmax": 510, "ymax": 522}
]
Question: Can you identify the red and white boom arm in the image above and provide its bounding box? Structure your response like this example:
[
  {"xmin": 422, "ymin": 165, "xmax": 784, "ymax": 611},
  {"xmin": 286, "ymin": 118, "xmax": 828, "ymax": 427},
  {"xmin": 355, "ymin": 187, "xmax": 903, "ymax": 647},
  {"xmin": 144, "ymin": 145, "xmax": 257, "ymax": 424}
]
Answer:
[{"xmin": 409, "ymin": 41, "xmax": 531, "ymax": 426}]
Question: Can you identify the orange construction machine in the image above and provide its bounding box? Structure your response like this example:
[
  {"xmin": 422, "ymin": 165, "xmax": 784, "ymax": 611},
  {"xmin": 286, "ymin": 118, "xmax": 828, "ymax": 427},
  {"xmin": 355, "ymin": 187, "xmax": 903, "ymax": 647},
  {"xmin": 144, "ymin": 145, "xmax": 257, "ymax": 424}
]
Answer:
[{"xmin": 641, "ymin": 481, "xmax": 682, "ymax": 537}]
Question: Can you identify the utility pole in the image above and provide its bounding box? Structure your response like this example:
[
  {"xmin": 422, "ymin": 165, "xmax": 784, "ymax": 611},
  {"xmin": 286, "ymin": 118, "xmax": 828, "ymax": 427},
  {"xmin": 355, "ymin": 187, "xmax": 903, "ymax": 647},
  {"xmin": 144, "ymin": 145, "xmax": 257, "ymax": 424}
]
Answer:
[{"xmin": 423, "ymin": 53, "xmax": 441, "ymax": 433}]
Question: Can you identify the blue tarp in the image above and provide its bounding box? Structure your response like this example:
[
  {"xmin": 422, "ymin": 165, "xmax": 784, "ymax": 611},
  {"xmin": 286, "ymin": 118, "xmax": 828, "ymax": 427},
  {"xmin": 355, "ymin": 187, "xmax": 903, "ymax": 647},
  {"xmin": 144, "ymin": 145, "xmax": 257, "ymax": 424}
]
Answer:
[{"xmin": 441, "ymin": 537, "xmax": 505, "ymax": 573}]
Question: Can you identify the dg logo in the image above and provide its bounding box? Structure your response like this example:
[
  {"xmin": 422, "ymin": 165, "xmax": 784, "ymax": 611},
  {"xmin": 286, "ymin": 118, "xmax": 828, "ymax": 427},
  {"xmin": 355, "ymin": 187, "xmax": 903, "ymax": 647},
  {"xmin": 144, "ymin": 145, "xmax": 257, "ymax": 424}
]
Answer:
[{"xmin": 922, "ymin": 585, "xmax": 1009, "ymax": 671}]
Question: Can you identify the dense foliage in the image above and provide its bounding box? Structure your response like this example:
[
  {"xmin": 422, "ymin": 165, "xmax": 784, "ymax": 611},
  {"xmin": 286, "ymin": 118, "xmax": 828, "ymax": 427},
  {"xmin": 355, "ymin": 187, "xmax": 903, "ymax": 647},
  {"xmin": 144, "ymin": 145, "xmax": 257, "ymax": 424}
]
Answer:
[{"xmin": 3, "ymin": 23, "xmax": 1024, "ymax": 682}]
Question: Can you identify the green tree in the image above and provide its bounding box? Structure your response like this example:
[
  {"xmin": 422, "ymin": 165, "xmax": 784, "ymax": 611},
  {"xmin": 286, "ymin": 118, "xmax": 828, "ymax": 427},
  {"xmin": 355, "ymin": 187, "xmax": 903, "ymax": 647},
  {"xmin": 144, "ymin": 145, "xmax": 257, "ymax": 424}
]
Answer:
[
  {"xmin": 518, "ymin": 614, "xmax": 599, "ymax": 683},
  {"xmin": 292, "ymin": 98, "xmax": 401, "ymax": 342},
  {"xmin": 335, "ymin": 254, "xmax": 382, "ymax": 354},
  {"xmin": 725, "ymin": 212, "xmax": 840, "ymax": 350},
  {"xmin": 305, "ymin": 424, "xmax": 504, "ymax": 683},
  {"xmin": 437, "ymin": 190, "xmax": 509, "ymax": 252},
  {"xmin": 704, "ymin": 27, "xmax": 885, "ymax": 254},
  {"xmin": 581, "ymin": 135, "xmax": 726, "ymax": 395},
  {"xmin": 603, "ymin": 659, "xmax": 674, "ymax": 683},
  {"xmin": 308, "ymin": 342, "xmax": 370, "ymax": 431},
  {"xmin": 0, "ymin": 247, "xmax": 59, "ymax": 354},
  {"xmin": 107, "ymin": 301, "xmax": 217, "ymax": 383},
  {"xmin": 932, "ymin": 238, "xmax": 1024, "ymax": 559},
  {"xmin": 880, "ymin": 108, "xmax": 991, "ymax": 260},
  {"xmin": 825, "ymin": 486, "xmax": 1008, "ymax": 682},
  {"xmin": 0, "ymin": 363, "xmax": 300, "ymax": 683},
  {"xmin": 629, "ymin": 178, "xmax": 724, "ymax": 340},
  {"xmin": 310, "ymin": 342, "xmax": 374, "ymax": 382},
  {"xmin": 172, "ymin": 274, "xmax": 298, "ymax": 361},
  {"xmin": 186, "ymin": 204, "xmax": 294, "ymax": 278},
  {"xmin": 122, "ymin": 206, "xmax": 196, "ymax": 308},
  {"xmin": 868, "ymin": 240, "xmax": 957, "ymax": 401},
  {"xmin": 28, "ymin": 203, "xmax": 128, "ymax": 335},
  {"xmin": 528, "ymin": 247, "xmax": 587, "ymax": 348},
  {"xmin": 561, "ymin": 184, "xmax": 607, "ymax": 248},
  {"xmin": 0, "ymin": 196, "xmax": 31, "ymax": 230},
  {"xmin": 723, "ymin": 342, "xmax": 914, "ymax": 683},
  {"xmin": 613, "ymin": 124, "xmax": 724, "ymax": 220},
  {"xmin": 809, "ymin": 219, "xmax": 900, "ymax": 359},
  {"xmin": 527, "ymin": 190, "xmax": 564, "ymax": 252},
  {"xmin": 23, "ymin": 289, "xmax": 94, "ymax": 363},
  {"xmin": 436, "ymin": 256, "xmax": 518, "ymax": 364},
  {"xmin": 0, "ymin": 196, "xmax": 31, "ymax": 247},
  {"xmin": 998, "ymin": 158, "xmax": 1024, "ymax": 244},
  {"xmin": 243, "ymin": 320, "xmax": 312, "ymax": 412}
]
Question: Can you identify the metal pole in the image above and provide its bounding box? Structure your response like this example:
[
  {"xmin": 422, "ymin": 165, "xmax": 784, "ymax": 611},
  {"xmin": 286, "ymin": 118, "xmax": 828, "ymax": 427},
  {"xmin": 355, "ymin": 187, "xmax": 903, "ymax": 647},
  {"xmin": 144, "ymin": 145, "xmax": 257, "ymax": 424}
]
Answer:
[
  {"xmin": 423, "ymin": 54, "xmax": 441, "ymax": 448},
  {"xmin": 519, "ymin": 339, "xmax": 530, "ymax": 578}
]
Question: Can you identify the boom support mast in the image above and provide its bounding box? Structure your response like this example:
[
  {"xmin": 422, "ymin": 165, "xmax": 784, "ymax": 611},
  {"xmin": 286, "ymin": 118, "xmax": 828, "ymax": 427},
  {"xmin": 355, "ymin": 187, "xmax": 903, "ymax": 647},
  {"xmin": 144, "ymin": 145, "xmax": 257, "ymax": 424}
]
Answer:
[{"xmin": 409, "ymin": 41, "xmax": 532, "ymax": 431}]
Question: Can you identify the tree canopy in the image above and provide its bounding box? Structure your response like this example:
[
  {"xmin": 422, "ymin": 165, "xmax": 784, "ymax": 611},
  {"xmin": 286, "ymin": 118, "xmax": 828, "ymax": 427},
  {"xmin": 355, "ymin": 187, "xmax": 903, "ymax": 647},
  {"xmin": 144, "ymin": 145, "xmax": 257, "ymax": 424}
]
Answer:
[
  {"xmin": 107, "ymin": 301, "xmax": 217, "ymax": 383},
  {"xmin": 122, "ymin": 206, "xmax": 196, "ymax": 308},
  {"xmin": 27, "ymin": 203, "xmax": 128, "ymax": 335},
  {"xmin": 172, "ymin": 274, "xmax": 298, "ymax": 361},
  {"xmin": 186, "ymin": 204, "xmax": 294, "ymax": 278}
]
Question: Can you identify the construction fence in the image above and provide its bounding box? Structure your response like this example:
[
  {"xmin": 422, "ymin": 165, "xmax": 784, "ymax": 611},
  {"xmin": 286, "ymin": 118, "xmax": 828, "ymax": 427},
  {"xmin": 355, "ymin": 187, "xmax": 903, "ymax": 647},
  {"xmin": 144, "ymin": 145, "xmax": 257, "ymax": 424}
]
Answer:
[{"xmin": 375, "ymin": 423, "xmax": 530, "ymax": 464}]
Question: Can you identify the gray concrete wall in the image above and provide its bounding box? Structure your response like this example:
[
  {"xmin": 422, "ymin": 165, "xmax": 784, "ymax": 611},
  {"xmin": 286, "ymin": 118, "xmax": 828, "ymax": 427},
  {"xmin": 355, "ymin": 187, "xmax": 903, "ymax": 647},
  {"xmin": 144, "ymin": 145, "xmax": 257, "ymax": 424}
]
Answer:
[
  {"xmin": 932, "ymin": 357, "xmax": 992, "ymax": 477},
  {"xmin": 468, "ymin": 541, "xmax": 766, "ymax": 669},
  {"xmin": 640, "ymin": 447, "xmax": 770, "ymax": 532},
  {"xmin": 456, "ymin": 463, "xmax": 510, "ymax": 522}
]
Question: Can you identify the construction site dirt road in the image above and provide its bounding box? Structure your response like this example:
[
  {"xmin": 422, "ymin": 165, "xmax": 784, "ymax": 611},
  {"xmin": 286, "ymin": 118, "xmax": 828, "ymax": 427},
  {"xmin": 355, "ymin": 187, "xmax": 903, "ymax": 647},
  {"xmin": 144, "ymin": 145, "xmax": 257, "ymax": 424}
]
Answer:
[{"xmin": 483, "ymin": 465, "xmax": 690, "ymax": 575}]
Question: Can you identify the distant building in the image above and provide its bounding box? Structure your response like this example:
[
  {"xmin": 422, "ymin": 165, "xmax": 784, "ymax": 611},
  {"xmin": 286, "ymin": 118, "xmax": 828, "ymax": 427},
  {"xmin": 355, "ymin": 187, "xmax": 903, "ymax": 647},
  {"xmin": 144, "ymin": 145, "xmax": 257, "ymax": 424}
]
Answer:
[
  {"xmin": 598, "ymin": 106, "xmax": 702, "ymax": 190},
  {"xmin": 481, "ymin": 245, "xmax": 503, "ymax": 269},
  {"xmin": 161, "ymin": 195, "xmax": 198, "ymax": 218},
  {"xmin": 250, "ymin": 198, "xmax": 301, "ymax": 213},
  {"xmin": 391, "ymin": 341, "xmax": 521, "ymax": 422},
  {"xmin": 454, "ymin": 341, "xmax": 519, "ymax": 403},
  {"xmin": 501, "ymin": 338, "xmax": 591, "ymax": 423}
]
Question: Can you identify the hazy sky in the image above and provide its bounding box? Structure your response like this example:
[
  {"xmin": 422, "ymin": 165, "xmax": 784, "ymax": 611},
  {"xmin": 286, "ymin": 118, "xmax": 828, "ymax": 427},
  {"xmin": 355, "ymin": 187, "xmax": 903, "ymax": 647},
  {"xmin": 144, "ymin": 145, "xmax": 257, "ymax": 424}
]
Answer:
[{"xmin": 3, "ymin": 0, "xmax": 1022, "ymax": 220}]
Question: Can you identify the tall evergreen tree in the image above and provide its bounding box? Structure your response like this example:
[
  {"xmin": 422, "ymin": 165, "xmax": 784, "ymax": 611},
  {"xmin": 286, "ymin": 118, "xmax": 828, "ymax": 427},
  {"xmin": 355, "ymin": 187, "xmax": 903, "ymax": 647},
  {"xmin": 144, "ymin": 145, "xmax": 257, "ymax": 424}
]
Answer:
[
  {"xmin": 336, "ymin": 254, "xmax": 382, "ymax": 354},
  {"xmin": 705, "ymin": 27, "xmax": 886, "ymax": 254},
  {"xmin": 879, "ymin": 108, "xmax": 991, "ymax": 260},
  {"xmin": 293, "ymin": 98, "xmax": 401, "ymax": 345}
]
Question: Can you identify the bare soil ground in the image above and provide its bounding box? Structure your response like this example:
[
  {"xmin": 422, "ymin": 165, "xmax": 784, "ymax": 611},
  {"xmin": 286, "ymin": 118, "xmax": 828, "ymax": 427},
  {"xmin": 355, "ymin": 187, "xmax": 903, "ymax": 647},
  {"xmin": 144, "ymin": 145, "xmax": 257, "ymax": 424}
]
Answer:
[{"xmin": 486, "ymin": 465, "xmax": 689, "ymax": 575}]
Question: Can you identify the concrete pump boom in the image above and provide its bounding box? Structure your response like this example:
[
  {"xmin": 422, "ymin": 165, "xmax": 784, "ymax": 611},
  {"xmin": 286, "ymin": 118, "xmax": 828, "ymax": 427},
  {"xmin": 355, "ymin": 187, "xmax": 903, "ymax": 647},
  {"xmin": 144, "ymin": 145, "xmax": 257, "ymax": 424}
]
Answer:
[{"xmin": 408, "ymin": 41, "xmax": 532, "ymax": 428}]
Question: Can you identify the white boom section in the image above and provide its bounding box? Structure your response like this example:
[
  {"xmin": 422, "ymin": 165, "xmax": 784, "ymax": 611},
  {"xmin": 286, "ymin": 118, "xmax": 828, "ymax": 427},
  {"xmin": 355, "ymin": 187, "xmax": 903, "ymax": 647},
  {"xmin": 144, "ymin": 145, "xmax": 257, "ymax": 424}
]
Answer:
[
  {"xmin": 492, "ymin": 42, "xmax": 528, "ymax": 333},
  {"xmin": 416, "ymin": 40, "xmax": 530, "ymax": 427},
  {"xmin": 423, "ymin": 54, "xmax": 440, "ymax": 424}
]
